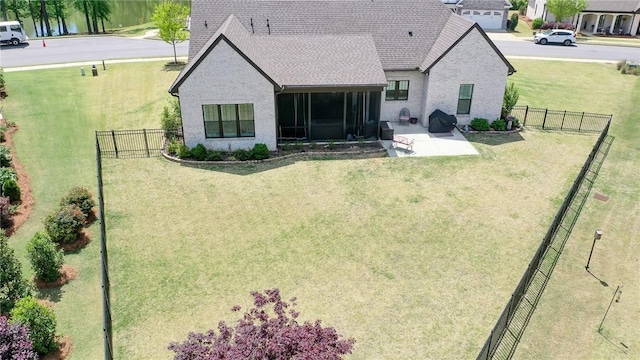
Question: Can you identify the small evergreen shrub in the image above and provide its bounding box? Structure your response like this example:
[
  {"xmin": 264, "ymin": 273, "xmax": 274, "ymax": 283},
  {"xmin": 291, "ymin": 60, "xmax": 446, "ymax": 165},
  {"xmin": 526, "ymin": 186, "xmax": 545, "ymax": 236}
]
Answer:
[
  {"xmin": 10, "ymin": 297, "xmax": 58, "ymax": 355},
  {"xmin": 519, "ymin": 5, "xmax": 526, "ymax": 15},
  {"xmin": 27, "ymin": 232, "xmax": 64, "ymax": 283},
  {"xmin": 531, "ymin": 18, "xmax": 543, "ymax": 29},
  {"xmin": 2, "ymin": 179, "xmax": 20, "ymax": 202},
  {"xmin": 0, "ymin": 233, "xmax": 33, "ymax": 314},
  {"xmin": 44, "ymin": 204, "xmax": 86, "ymax": 245},
  {"xmin": 205, "ymin": 149, "xmax": 224, "ymax": 161},
  {"xmin": 0, "ymin": 145, "xmax": 12, "ymax": 167},
  {"xmin": 190, "ymin": 143, "xmax": 207, "ymax": 161},
  {"xmin": 233, "ymin": 148, "xmax": 252, "ymax": 161},
  {"xmin": 251, "ymin": 143, "xmax": 269, "ymax": 160},
  {"xmin": 167, "ymin": 138, "xmax": 181, "ymax": 156},
  {"xmin": 509, "ymin": 13, "xmax": 519, "ymax": 31},
  {"xmin": 178, "ymin": 145, "xmax": 191, "ymax": 159},
  {"xmin": 60, "ymin": 187, "xmax": 95, "ymax": 219},
  {"xmin": 327, "ymin": 141, "xmax": 335, "ymax": 150},
  {"xmin": 471, "ymin": 118, "xmax": 490, "ymax": 131},
  {"xmin": 0, "ymin": 67, "xmax": 5, "ymax": 89},
  {"xmin": 310, "ymin": 141, "xmax": 317, "ymax": 149},
  {"xmin": 616, "ymin": 60, "xmax": 626, "ymax": 70},
  {"xmin": 0, "ymin": 316, "xmax": 38, "ymax": 360},
  {"xmin": 0, "ymin": 167, "xmax": 17, "ymax": 187},
  {"xmin": 491, "ymin": 119, "xmax": 507, "ymax": 131}
]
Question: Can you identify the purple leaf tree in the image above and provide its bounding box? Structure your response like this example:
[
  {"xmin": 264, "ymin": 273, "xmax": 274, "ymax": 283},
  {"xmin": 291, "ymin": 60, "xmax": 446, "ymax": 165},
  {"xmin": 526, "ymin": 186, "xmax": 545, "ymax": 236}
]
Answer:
[
  {"xmin": 0, "ymin": 316, "xmax": 38, "ymax": 360},
  {"xmin": 169, "ymin": 288, "xmax": 355, "ymax": 359}
]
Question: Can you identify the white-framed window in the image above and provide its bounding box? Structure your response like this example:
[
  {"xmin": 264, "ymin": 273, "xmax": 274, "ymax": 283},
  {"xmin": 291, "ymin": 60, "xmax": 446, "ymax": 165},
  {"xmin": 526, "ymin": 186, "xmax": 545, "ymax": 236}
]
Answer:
[
  {"xmin": 457, "ymin": 84, "xmax": 474, "ymax": 115},
  {"xmin": 203, "ymin": 103, "xmax": 255, "ymax": 138}
]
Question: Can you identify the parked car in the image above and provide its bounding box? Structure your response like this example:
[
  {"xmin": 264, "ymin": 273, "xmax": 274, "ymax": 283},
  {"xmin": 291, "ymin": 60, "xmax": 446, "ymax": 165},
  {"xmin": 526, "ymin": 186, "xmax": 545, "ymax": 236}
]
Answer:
[{"xmin": 534, "ymin": 29, "xmax": 576, "ymax": 46}]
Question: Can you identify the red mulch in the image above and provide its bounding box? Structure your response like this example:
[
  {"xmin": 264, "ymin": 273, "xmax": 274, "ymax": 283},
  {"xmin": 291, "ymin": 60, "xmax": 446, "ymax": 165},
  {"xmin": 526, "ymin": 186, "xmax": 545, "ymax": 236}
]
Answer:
[
  {"xmin": 58, "ymin": 230, "xmax": 91, "ymax": 253},
  {"xmin": 33, "ymin": 264, "xmax": 79, "ymax": 289},
  {"xmin": 42, "ymin": 336, "xmax": 73, "ymax": 360}
]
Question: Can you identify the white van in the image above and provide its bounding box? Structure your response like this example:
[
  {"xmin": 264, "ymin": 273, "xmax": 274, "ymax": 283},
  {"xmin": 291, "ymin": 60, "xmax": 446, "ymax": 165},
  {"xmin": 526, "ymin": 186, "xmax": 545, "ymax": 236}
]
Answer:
[{"xmin": 0, "ymin": 21, "xmax": 29, "ymax": 46}]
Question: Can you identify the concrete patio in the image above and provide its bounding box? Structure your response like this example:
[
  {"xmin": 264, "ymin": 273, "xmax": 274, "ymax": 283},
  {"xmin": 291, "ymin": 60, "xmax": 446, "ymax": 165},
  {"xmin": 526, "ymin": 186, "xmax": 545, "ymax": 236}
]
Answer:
[{"xmin": 381, "ymin": 121, "xmax": 479, "ymax": 158}]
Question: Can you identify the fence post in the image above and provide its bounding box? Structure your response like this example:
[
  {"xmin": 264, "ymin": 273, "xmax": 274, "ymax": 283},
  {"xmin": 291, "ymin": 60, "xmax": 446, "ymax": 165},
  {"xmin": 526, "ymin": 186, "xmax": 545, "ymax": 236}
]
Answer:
[
  {"xmin": 111, "ymin": 130, "xmax": 118, "ymax": 159},
  {"xmin": 523, "ymin": 106, "xmax": 529, "ymax": 126},
  {"xmin": 143, "ymin": 129, "xmax": 150, "ymax": 157},
  {"xmin": 561, "ymin": 110, "xmax": 566, "ymax": 130},
  {"xmin": 542, "ymin": 108, "xmax": 548, "ymax": 129},
  {"xmin": 579, "ymin": 112, "xmax": 584, "ymax": 131}
]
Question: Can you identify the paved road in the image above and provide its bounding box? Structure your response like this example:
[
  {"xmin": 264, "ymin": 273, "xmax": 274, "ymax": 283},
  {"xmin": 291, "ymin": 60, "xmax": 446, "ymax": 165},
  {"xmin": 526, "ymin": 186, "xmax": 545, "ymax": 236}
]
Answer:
[
  {"xmin": 0, "ymin": 35, "xmax": 638, "ymax": 69},
  {"xmin": 0, "ymin": 36, "xmax": 190, "ymax": 68}
]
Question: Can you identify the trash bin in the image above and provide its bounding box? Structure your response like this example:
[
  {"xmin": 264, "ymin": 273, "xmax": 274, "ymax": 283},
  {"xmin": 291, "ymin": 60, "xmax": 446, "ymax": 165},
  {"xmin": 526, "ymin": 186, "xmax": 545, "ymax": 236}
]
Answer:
[
  {"xmin": 92, "ymin": 65, "xmax": 98, "ymax": 76},
  {"xmin": 409, "ymin": 117, "xmax": 418, "ymax": 124},
  {"xmin": 380, "ymin": 121, "xmax": 394, "ymax": 140}
]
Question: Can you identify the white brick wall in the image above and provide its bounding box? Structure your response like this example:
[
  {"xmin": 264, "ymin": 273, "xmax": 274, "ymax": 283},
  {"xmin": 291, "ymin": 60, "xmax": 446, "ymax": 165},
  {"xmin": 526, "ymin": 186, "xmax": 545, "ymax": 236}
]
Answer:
[
  {"xmin": 178, "ymin": 40, "xmax": 277, "ymax": 151},
  {"xmin": 380, "ymin": 71, "xmax": 425, "ymax": 123},
  {"xmin": 424, "ymin": 28, "xmax": 509, "ymax": 125}
]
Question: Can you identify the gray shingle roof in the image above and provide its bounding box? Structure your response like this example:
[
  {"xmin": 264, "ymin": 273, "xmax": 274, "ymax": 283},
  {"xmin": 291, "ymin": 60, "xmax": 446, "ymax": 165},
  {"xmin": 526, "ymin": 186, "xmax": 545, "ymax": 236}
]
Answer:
[
  {"xmin": 585, "ymin": 0, "xmax": 640, "ymax": 13},
  {"xmin": 456, "ymin": 0, "xmax": 511, "ymax": 10}
]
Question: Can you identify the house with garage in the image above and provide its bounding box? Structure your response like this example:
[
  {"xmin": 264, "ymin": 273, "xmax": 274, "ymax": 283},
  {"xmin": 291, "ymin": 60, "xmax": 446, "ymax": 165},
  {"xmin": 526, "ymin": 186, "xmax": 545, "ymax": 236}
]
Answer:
[
  {"xmin": 526, "ymin": 0, "xmax": 640, "ymax": 35},
  {"xmin": 447, "ymin": 0, "xmax": 513, "ymax": 30},
  {"xmin": 169, "ymin": 0, "xmax": 515, "ymax": 151}
]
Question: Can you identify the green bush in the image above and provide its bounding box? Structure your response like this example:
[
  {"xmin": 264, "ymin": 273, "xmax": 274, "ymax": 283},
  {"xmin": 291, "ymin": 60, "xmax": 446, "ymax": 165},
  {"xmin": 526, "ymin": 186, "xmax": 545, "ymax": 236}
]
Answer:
[
  {"xmin": 509, "ymin": 13, "xmax": 519, "ymax": 31},
  {"xmin": 531, "ymin": 18, "xmax": 543, "ymax": 29},
  {"xmin": 471, "ymin": 118, "xmax": 490, "ymax": 131},
  {"xmin": 251, "ymin": 143, "xmax": 269, "ymax": 160},
  {"xmin": 60, "ymin": 187, "xmax": 95, "ymax": 219},
  {"xmin": 10, "ymin": 297, "xmax": 58, "ymax": 355},
  {"xmin": 616, "ymin": 60, "xmax": 626, "ymax": 70},
  {"xmin": 519, "ymin": 5, "xmax": 526, "ymax": 15},
  {"xmin": 0, "ymin": 67, "xmax": 4, "ymax": 89},
  {"xmin": 27, "ymin": 233, "xmax": 63, "ymax": 283},
  {"xmin": 160, "ymin": 99, "xmax": 182, "ymax": 131},
  {"xmin": 2, "ymin": 179, "xmax": 20, "ymax": 202},
  {"xmin": 0, "ymin": 146, "xmax": 12, "ymax": 167},
  {"xmin": 0, "ymin": 232, "xmax": 33, "ymax": 314},
  {"xmin": 491, "ymin": 119, "xmax": 507, "ymax": 131},
  {"xmin": 233, "ymin": 148, "xmax": 252, "ymax": 161},
  {"xmin": 44, "ymin": 205, "xmax": 86, "ymax": 245},
  {"xmin": 205, "ymin": 149, "xmax": 224, "ymax": 161},
  {"xmin": 191, "ymin": 143, "xmax": 207, "ymax": 161},
  {"xmin": 178, "ymin": 145, "xmax": 191, "ymax": 159},
  {"xmin": 167, "ymin": 138, "xmax": 181, "ymax": 156},
  {"xmin": 0, "ymin": 167, "xmax": 17, "ymax": 188}
]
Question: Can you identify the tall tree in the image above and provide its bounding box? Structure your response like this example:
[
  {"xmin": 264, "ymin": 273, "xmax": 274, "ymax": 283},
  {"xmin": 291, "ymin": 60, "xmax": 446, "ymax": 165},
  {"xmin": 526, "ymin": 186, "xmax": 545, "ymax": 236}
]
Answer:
[
  {"xmin": 546, "ymin": 0, "xmax": 588, "ymax": 23},
  {"xmin": 50, "ymin": 0, "xmax": 70, "ymax": 35},
  {"xmin": 72, "ymin": 0, "xmax": 93, "ymax": 33},
  {"xmin": 39, "ymin": 0, "xmax": 52, "ymax": 36},
  {"xmin": 152, "ymin": 0, "xmax": 189, "ymax": 64},
  {"xmin": 91, "ymin": 0, "xmax": 111, "ymax": 33},
  {"xmin": 27, "ymin": 0, "xmax": 39, "ymax": 36},
  {"xmin": 1, "ymin": 0, "xmax": 7, "ymax": 21},
  {"xmin": 6, "ymin": 0, "xmax": 28, "ymax": 23}
]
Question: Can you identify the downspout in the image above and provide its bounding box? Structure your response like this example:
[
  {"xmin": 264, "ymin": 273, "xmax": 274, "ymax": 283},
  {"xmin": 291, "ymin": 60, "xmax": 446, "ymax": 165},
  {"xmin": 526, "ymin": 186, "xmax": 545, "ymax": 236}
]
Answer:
[{"xmin": 169, "ymin": 90, "xmax": 185, "ymax": 144}]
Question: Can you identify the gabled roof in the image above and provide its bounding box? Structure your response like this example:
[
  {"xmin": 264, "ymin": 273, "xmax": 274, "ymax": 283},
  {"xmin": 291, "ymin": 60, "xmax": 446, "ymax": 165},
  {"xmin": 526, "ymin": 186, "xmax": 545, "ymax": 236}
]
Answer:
[
  {"xmin": 169, "ymin": 15, "xmax": 387, "ymax": 94},
  {"xmin": 455, "ymin": 0, "xmax": 512, "ymax": 10},
  {"xmin": 584, "ymin": 0, "xmax": 640, "ymax": 13}
]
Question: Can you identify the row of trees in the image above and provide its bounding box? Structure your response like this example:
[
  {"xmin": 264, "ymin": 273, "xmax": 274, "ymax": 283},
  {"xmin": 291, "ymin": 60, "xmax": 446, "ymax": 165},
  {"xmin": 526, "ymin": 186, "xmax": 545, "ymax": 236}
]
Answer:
[{"xmin": 0, "ymin": 0, "xmax": 112, "ymax": 37}]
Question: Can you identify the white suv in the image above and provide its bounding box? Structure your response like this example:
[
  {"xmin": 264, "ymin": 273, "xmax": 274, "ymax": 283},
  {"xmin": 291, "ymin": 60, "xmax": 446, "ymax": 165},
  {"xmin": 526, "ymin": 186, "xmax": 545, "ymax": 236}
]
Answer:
[{"xmin": 534, "ymin": 29, "xmax": 576, "ymax": 46}]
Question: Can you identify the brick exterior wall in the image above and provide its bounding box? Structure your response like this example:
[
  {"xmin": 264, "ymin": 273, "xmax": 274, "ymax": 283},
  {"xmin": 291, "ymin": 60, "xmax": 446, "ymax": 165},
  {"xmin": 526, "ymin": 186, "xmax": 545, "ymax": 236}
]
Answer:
[
  {"xmin": 423, "ymin": 28, "xmax": 509, "ymax": 125},
  {"xmin": 380, "ymin": 71, "xmax": 426, "ymax": 123},
  {"xmin": 178, "ymin": 40, "xmax": 277, "ymax": 151}
]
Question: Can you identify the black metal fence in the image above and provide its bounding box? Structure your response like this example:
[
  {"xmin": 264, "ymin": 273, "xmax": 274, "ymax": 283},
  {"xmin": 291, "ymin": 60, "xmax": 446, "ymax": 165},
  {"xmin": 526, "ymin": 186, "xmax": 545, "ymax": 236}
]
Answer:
[
  {"xmin": 477, "ymin": 119, "xmax": 614, "ymax": 359},
  {"xmin": 95, "ymin": 128, "xmax": 182, "ymax": 159},
  {"xmin": 511, "ymin": 106, "xmax": 612, "ymax": 132}
]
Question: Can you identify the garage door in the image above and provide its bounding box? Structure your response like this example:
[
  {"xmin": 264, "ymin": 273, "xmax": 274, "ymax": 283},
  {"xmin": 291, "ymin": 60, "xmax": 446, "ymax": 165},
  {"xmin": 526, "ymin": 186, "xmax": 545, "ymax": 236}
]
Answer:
[{"xmin": 461, "ymin": 10, "xmax": 504, "ymax": 30}]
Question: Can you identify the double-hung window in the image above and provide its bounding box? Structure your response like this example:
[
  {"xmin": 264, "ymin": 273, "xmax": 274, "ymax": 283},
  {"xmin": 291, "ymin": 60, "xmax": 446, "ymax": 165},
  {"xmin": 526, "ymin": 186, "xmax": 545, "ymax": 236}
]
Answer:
[
  {"xmin": 457, "ymin": 84, "xmax": 474, "ymax": 115},
  {"xmin": 386, "ymin": 80, "xmax": 409, "ymax": 101},
  {"xmin": 203, "ymin": 104, "xmax": 255, "ymax": 138}
]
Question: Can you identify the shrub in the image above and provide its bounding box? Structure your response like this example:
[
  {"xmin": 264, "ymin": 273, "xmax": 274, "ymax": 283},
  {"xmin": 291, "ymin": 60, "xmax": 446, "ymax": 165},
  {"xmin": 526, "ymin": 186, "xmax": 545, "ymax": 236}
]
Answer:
[
  {"xmin": 251, "ymin": 143, "xmax": 269, "ymax": 160},
  {"xmin": 168, "ymin": 289, "xmax": 354, "ymax": 359},
  {"xmin": 233, "ymin": 148, "xmax": 252, "ymax": 161},
  {"xmin": 502, "ymin": 82, "xmax": 520, "ymax": 120},
  {"xmin": 44, "ymin": 204, "xmax": 86, "ymax": 245},
  {"xmin": 167, "ymin": 138, "xmax": 181, "ymax": 156},
  {"xmin": 616, "ymin": 59, "xmax": 626, "ymax": 70},
  {"xmin": 519, "ymin": 5, "xmax": 526, "ymax": 15},
  {"xmin": 491, "ymin": 119, "xmax": 507, "ymax": 131},
  {"xmin": 27, "ymin": 233, "xmax": 64, "ymax": 283},
  {"xmin": 531, "ymin": 17, "xmax": 544, "ymax": 29},
  {"xmin": 0, "ymin": 67, "xmax": 4, "ymax": 89},
  {"xmin": 10, "ymin": 297, "xmax": 58, "ymax": 355},
  {"xmin": 178, "ymin": 145, "xmax": 191, "ymax": 159},
  {"xmin": 0, "ymin": 130, "xmax": 5, "ymax": 143},
  {"xmin": 540, "ymin": 22, "xmax": 575, "ymax": 30},
  {"xmin": 2, "ymin": 179, "xmax": 20, "ymax": 202},
  {"xmin": 0, "ymin": 145, "xmax": 12, "ymax": 167},
  {"xmin": 0, "ymin": 316, "xmax": 38, "ymax": 360},
  {"xmin": 190, "ymin": 143, "xmax": 207, "ymax": 161},
  {"xmin": 0, "ymin": 167, "xmax": 17, "ymax": 188},
  {"xmin": 205, "ymin": 149, "xmax": 224, "ymax": 161},
  {"xmin": 327, "ymin": 141, "xmax": 335, "ymax": 150},
  {"xmin": 471, "ymin": 118, "xmax": 490, "ymax": 131},
  {"xmin": 160, "ymin": 99, "xmax": 182, "ymax": 131},
  {"xmin": 0, "ymin": 233, "xmax": 32, "ymax": 314},
  {"xmin": 60, "ymin": 187, "xmax": 95, "ymax": 219},
  {"xmin": 509, "ymin": 13, "xmax": 519, "ymax": 31}
]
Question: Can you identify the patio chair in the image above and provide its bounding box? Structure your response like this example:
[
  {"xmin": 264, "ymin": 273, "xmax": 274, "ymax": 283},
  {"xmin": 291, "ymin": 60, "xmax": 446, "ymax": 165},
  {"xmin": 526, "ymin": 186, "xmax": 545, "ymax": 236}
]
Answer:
[{"xmin": 399, "ymin": 108, "xmax": 410, "ymax": 124}]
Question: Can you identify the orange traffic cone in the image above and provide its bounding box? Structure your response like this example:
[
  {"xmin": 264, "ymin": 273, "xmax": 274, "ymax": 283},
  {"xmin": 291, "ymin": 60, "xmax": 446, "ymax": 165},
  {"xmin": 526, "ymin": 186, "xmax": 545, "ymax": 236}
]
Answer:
[{"xmin": 42, "ymin": 39, "xmax": 46, "ymax": 47}]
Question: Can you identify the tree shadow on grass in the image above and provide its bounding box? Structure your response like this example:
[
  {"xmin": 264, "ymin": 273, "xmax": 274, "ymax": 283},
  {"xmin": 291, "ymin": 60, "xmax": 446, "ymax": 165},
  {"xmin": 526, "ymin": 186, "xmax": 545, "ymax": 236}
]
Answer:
[
  {"xmin": 37, "ymin": 286, "xmax": 63, "ymax": 303},
  {"xmin": 465, "ymin": 132, "xmax": 526, "ymax": 146}
]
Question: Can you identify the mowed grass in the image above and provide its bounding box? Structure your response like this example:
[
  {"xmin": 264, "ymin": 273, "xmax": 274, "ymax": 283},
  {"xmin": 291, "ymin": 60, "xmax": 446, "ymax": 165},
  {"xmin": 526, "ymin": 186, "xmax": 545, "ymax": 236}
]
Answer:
[
  {"xmin": 2, "ymin": 60, "xmax": 635, "ymax": 359},
  {"xmin": 3, "ymin": 63, "xmax": 179, "ymax": 359}
]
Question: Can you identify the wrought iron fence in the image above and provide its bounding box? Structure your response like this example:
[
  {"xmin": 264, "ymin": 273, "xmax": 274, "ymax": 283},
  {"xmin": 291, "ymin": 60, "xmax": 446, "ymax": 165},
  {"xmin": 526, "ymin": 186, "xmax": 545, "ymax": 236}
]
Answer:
[
  {"xmin": 510, "ymin": 106, "xmax": 612, "ymax": 132},
  {"xmin": 95, "ymin": 128, "xmax": 182, "ymax": 159}
]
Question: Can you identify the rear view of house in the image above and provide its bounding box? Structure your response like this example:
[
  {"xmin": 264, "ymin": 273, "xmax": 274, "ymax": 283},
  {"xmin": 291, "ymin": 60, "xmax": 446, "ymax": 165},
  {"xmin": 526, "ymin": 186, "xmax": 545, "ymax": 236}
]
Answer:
[{"xmin": 170, "ymin": 0, "xmax": 515, "ymax": 151}]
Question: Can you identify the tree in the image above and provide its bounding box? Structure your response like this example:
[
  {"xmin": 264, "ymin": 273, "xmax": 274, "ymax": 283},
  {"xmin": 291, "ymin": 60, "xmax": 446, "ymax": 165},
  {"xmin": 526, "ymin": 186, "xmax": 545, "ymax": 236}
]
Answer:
[
  {"xmin": 72, "ymin": 0, "xmax": 93, "ymax": 33},
  {"xmin": 0, "ymin": 316, "xmax": 38, "ymax": 360},
  {"xmin": 152, "ymin": 0, "xmax": 190, "ymax": 64},
  {"xmin": 10, "ymin": 297, "xmax": 58, "ymax": 355},
  {"xmin": 39, "ymin": 0, "xmax": 52, "ymax": 36},
  {"xmin": 0, "ymin": 232, "xmax": 32, "ymax": 314},
  {"xmin": 546, "ymin": 0, "xmax": 588, "ymax": 23},
  {"xmin": 168, "ymin": 289, "xmax": 355, "ymax": 359},
  {"xmin": 502, "ymin": 82, "xmax": 520, "ymax": 120},
  {"xmin": 1, "ymin": 0, "xmax": 7, "ymax": 21},
  {"xmin": 27, "ymin": 232, "xmax": 64, "ymax": 283},
  {"xmin": 27, "ymin": 0, "xmax": 39, "ymax": 37},
  {"xmin": 50, "ymin": 0, "xmax": 71, "ymax": 35},
  {"xmin": 6, "ymin": 0, "xmax": 29, "ymax": 24}
]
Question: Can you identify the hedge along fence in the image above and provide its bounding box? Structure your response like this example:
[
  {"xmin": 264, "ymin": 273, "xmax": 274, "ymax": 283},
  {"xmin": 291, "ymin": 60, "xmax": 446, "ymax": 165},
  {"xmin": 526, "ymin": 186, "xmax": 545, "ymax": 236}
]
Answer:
[{"xmin": 510, "ymin": 106, "xmax": 612, "ymax": 132}]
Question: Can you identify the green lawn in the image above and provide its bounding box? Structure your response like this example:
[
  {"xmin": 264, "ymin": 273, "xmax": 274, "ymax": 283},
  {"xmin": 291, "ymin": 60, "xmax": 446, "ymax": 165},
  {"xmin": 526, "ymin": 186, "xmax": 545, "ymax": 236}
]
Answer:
[{"xmin": 1, "ymin": 60, "xmax": 637, "ymax": 359}]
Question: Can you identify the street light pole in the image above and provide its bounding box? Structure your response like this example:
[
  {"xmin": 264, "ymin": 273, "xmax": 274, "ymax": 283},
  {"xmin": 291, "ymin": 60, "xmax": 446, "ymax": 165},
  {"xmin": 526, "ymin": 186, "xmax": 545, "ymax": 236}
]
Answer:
[{"xmin": 585, "ymin": 229, "xmax": 603, "ymax": 271}]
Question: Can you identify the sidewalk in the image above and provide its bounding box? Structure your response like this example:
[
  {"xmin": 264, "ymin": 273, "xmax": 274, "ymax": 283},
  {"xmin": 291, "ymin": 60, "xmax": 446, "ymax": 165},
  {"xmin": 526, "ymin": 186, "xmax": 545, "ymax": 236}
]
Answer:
[{"xmin": 4, "ymin": 57, "xmax": 188, "ymax": 72}]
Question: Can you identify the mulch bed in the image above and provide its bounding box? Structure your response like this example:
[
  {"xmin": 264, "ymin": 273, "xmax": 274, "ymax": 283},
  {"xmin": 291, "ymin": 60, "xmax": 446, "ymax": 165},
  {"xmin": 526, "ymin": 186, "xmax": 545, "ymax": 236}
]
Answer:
[
  {"xmin": 58, "ymin": 230, "xmax": 92, "ymax": 253},
  {"xmin": 42, "ymin": 336, "xmax": 73, "ymax": 360},
  {"xmin": 33, "ymin": 264, "xmax": 79, "ymax": 289}
]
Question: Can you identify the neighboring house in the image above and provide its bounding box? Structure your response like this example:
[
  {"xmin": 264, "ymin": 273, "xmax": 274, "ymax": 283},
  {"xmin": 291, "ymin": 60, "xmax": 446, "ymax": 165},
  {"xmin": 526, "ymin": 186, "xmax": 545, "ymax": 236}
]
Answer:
[
  {"xmin": 455, "ymin": 0, "xmax": 512, "ymax": 30},
  {"xmin": 170, "ymin": 0, "xmax": 515, "ymax": 151},
  {"xmin": 527, "ymin": 0, "xmax": 640, "ymax": 35}
]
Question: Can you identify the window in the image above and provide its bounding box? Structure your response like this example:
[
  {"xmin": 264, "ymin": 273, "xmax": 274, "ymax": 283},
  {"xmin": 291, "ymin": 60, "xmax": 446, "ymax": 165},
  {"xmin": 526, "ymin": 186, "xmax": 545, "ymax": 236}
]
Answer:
[
  {"xmin": 473, "ymin": 11, "xmax": 481, "ymax": 15},
  {"xmin": 463, "ymin": 11, "xmax": 470, "ymax": 15},
  {"xmin": 386, "ymin": 80, "xmax": 409, "ymax": 101},
  {"xmin": 457, "ymin": 84, "xmax": 473, "ymax": 115},
  {"xmin": 494, "ymin": 12, "xmax": 502, "ymax": 16},
  {"xmin": 9, "ymin": 25, "xmax": 21, "ymax": 32},
  {"xmin": 0, "ymin": 26, "xmax": 6, "ymax": 32},
  {"xmin": 203, "ymin": 104, "xmax": 255, "ymax": 138},
  {"xmin": 484, "ymin": 11, "xmax": 491, "ymax": 16}
]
